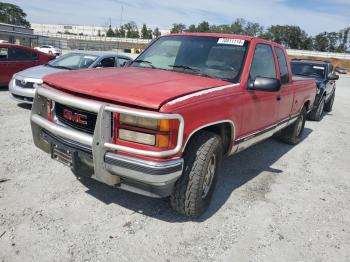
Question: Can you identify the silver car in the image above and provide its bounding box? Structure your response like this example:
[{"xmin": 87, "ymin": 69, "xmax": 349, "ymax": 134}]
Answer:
[{"xmin": 9, "ymin": 51, "xmax": 132, "ymax": 104}]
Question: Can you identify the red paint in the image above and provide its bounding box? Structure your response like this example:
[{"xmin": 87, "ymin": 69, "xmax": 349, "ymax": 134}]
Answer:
[{"xmin": 0, "ymin": 44, "xmax": 54, "ymax": 85}]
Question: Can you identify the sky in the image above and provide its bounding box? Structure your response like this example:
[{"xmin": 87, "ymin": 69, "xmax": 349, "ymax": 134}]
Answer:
[{"xmin": 10, "ymin": 0, "xmax": 350, "ymax": 35}]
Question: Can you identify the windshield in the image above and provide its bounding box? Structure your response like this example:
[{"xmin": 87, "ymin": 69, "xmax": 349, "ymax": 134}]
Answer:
[
  {"xmin": 131, "ymin": 35, "xmax": 249, "ymax": 83},
  {"xmin": 48, "ymin": 53, "xmax": 98, "ymax": 70},
  {"xmin": 291, "ymin": 63, "xmax": 325, "ymax": 79}
]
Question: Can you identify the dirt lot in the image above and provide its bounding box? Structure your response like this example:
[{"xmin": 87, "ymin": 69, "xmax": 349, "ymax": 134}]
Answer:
[{"xmin": 1, "ymin": 75, "xmax": 350, "ymax": 262}]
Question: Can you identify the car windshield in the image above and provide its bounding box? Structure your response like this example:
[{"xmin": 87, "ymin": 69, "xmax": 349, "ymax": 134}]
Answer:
[
  {"xmin": 131, "ymin": 35, "xmax": 249, "ymax": 83},
  {"xmin": 291, "ymin": 63, "xmax": 325, "ymax": 79},
  {"xmin": 48, "ymin": 53, "xmax": 98, "ymax": 70}
]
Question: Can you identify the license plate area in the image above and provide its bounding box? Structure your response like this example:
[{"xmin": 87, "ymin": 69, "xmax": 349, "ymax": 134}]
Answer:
[{"xmin": 51, "ymin": 144, "xmax": 74, "ymax": 167}]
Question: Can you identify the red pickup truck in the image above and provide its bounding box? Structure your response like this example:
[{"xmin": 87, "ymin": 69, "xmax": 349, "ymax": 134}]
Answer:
[{"xmin": 30, "ymin": 33, "xmax": 316, "ymax": 217}]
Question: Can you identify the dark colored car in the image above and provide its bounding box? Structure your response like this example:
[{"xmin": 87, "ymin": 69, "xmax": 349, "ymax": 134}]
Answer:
[
  {"xmin": 335, "ymin": 66, "xmax": 347, "ymax": 74},
  {"xmin": 291, "ymin": 59, "xmax": 338, "ymax": 121},
  {"xmin": 0, "ymin": 44, "xmax": 54, "ymax": 86}
]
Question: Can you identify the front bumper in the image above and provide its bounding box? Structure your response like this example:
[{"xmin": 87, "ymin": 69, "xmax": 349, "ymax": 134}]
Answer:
[
  {"xmin": 9, "ymin": 78, "xmax": 38, "ymax": 104},
  {"xmin": 30, "ymin": 86, "xmax": 185, "ymax": 198}
]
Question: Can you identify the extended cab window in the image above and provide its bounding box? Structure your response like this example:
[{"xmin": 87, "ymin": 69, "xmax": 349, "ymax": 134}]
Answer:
[
  {"xmin": 275, "ymin": 47, "xmax": 289, "ymax": 84},
  {"xmin": 250, "ymin": 44, "xmax": 276, "ymax": 80},
  {"xmin": 8, "ymin": 48, "xmax": 38, "ymax": 61},
  {"xmin": 0, "ymin": 48, "xmax": 8, "ymax": 60}
]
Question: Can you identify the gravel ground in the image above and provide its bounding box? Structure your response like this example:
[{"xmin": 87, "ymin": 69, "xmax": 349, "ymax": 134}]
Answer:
[{"xmin": 1, "ymin": 75, "xmax": 350, "ymax": 262}]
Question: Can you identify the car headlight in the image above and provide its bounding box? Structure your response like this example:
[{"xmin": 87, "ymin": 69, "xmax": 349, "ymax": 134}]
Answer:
[
  {"xmin": 115, "ymin": 114, "xmax": 176, "ymax": 148},
  {"xmin": 119, "ymin": 114, "xmax": 169, "ymax": 131}
]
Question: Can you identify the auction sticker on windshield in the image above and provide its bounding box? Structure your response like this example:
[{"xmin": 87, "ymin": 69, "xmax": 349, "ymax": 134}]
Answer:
[
  {"xmin": 313, "ymin": 66, "xmax": 325, "ymax": 70},
  {"xmin": 217, "ymin": 38, "xmax": 245, "ymax": 46}
]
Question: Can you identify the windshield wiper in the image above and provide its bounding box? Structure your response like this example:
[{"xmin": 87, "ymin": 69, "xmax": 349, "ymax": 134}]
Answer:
[
  {"xmin": 169, "ymin": 65, "xmax": 199, "ymax": 72},
  {"xmin": 133, "ymin": 59, "xmax": 155, "ymax": 68},
  {"xmin": 46, "ymin": 64, "xmax": 72, "ymax": 70}
]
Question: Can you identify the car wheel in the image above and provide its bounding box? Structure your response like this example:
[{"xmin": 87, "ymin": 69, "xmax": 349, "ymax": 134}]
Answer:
[
  {"xmin": 170, "ymin": 131, "xmax": 223, "ymax": 218},
  {"xmin": 48, "ymin": 51, "xmax": 53, "ymax": 55},
  {"xmin": 308, "ymin": 97, "xmax": 325, "ymax": 121},
  {"xmin": 278, "ymin": 106, "xmax": 307, "ymax": 145},
  {"xmin": 324, "ymin": 91, "xmax": 335, "ymax": 112}
]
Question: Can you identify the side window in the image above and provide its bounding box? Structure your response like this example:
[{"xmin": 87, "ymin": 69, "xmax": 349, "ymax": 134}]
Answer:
[
  {"xmin": 8, "ymin": 48, "xmax": 38, "ymax": 61},
  {"xmin": 0, "ymin": 48, "xmax": 8, "ymax": 61},
  {"xmin": 97, "ymin": 57, "xmax": 115, "ymax": 68},
  {"xmin": 249, "ymin": 44, "xmax": 276, "ymax": 80},
  {"xmin": 118, "ymin": 57, "xmax": 130, "ymax": 67},
  {"xmin": 275, "ymin": 47, "xmax": 289, "ymax": 84}
]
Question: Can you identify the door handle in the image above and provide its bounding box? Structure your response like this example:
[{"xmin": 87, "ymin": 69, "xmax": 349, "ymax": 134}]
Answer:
[{"xmin": 276, "ymin": 95, "xmax": 281, "ymax": 101}]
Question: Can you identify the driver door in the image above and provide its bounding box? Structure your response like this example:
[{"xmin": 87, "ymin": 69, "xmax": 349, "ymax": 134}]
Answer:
[{"xmin": 241, "ymin": 43, "xmax": 279, "ymax": 136}]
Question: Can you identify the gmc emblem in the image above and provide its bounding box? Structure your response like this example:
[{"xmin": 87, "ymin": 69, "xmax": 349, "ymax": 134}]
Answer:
[{"xmin": 63, "ymin": 109, "xmax": 88, "ymax": 125}]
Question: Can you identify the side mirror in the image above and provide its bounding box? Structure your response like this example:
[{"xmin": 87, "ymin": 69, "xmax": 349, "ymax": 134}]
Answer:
[
  {"xmin": 249, "ymin": 77, "xmax": 281, "ymax": 92},
  {"xmin": 327, "ymin": 73, "xmax": 339, "ymax": 81}
]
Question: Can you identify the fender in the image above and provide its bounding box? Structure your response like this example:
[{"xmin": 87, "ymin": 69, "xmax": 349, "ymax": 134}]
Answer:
[{"xmin": 181, "ymin": 120, "xmax": 236, "ymax": 153}]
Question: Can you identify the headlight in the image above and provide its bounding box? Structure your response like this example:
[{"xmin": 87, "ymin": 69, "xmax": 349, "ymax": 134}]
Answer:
[
  {"xmin": 115, "ymin": 114, "xmax": 176, "ymax": 148},
  {"xmin": 119, "ymin": 114, "xmax": 170, "ymax": 131},
  {"xmin": 119, "ymin": 129, "xmax": 156, "ymax": 146}
]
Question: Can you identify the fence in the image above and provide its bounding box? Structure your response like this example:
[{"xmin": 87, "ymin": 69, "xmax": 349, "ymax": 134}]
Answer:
[{"xmin": 287, "ymin": 49, "xmax": 350, "ymax": 60}]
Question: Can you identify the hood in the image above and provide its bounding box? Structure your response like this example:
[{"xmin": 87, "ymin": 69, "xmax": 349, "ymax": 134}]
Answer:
[
  {"xmin": 16, "ymin": 65, "xmax": 66, "ymax": 80},
  {"xmin": 43, "ymin": 67, "xmax": 230, "ymax": 110}
]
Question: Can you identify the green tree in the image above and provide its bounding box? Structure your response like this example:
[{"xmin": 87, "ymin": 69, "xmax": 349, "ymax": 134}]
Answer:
[
  {"xmin": 244, "ymin": 22, "xmax": 264, "ymax": 37},
  {"xmin": 326, "ymin": 32, "xmax": 339, "ymax": 51},
  {"xmin": 313, "ymin": 32, "xmax": 329, "ymax": 51},
  {"xmin": 170, "ymin": 23, "xmax": 186, "ymax": 33},
  {"xmin": 187, "ymin": 24, "xmax": 197, "ymax": 32},
  {"xmin": 197, "ymin": 21, "xmax": 210, "ymax": 32},
  {"xmin": 230, "ymin": 18, "xmax": 246, "ymax": 34},
  {"xmin": 115, "ymin": 25, "xmax": 126, "ymax": 37},
  {"xmin": 106, "ymin": 25, "xmax": 115, "ymax": 37},
  {"xmin": 263, "ymin": 25, "xmax": 311, "ymax": 49},
  {"xmin": 141, "ymin": 24, "xmax": 148, "ymax": 38},
  {"xmin": 153, "ymin": 27, "xmax": 161, "ymax": 38},
  {"xmin": 0, "ymin": 2, "xmax": 30, "ymax": 28},
  {"xmin": 338, "ymin": 27, "xmax": 349, "ymax": 52},
  {"xmin": 124, "ymin": 21, "xmax": 139, "ymax": 38}
]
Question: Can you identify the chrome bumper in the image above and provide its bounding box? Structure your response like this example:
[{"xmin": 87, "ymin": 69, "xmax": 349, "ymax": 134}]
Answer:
[{"xmin": 30, "ymin": 86, "xmax": 184, "ymax": 197}]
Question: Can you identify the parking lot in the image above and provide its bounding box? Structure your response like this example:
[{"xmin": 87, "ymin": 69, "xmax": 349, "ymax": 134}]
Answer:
[{"xmin": 0, "ymin": 75, "xmax": 350, "ymax": 261}]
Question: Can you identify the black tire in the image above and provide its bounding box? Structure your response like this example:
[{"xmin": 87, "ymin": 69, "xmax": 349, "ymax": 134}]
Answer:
[
  {"xmin": 308, "ymin": 97, "xmax": 325, "ymax": 121},
  {"xmin": 324, "ymin": 91, "xmax": 335, "ymax": 112},
  {"xmin": 279, "ymin": 106, "xmax": 307, "ymax": 145},
  {"xmin": 170, "ymin": 131, "xmax": 223, "ymax": 217}
]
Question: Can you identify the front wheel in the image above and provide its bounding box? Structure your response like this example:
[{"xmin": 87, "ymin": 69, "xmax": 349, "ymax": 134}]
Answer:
[
  {"xmin": 170, "ymin": 131, "xmax": 223, "ymax": 217},
  {"xmin": 308, "ymin": 97, "xmax": 325, "ymax": 121},
  {"xmin": 278, "ymin": 106, "xmax": 307, "ymax": 145},
  {"xmin": 324, "ymin": 91, "xmax": 335, "ymax": 112}
]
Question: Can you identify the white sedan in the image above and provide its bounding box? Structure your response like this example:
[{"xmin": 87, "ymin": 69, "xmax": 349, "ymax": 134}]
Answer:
[{"xmin": 35, "ymin": 45, "xmax": 62, "ymax": 56}]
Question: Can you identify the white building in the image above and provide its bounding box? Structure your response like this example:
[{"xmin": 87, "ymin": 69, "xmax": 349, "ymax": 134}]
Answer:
[
  {"xmin": 31, "ymin": 23, "xmax": 170, "ymax": 37},
  {"xmin": 31, "ymin": 23, "xmax": 106, "ymax": 36}
]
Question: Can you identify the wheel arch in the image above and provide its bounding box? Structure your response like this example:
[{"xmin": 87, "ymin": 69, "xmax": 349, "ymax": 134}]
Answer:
[{"xmin": 182, "ymin": 120, "xmax": 235, "ymax": 156}]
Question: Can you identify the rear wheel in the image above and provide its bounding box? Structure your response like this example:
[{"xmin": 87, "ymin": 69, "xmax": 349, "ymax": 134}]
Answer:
[
  {"xmin": 308, "ymin": 97, "xmax": 325, "ymax": 121},
  {"xmin": 48, "ymin": 50, "xmax": 53, "ymax": 55},
  {"xmin": 278, "ymin": 106, "xmax": 307, "ymax": 145},
  {"xmin": 170, "ymin": 131, "xmax": 223, "ymax": 217},
  {"xmin": 324, "ymin": 91, "xmax": 335, "ymax": 112}
]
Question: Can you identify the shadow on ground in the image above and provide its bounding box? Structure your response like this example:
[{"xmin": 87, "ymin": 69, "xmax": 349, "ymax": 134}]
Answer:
[
  {"xmin": 0, "ymin": 85, "xmax": 9, "ymax": 91},
  {"xmin": 78, "ymin": 128, "xmax": 313, "ymax": 222}
]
